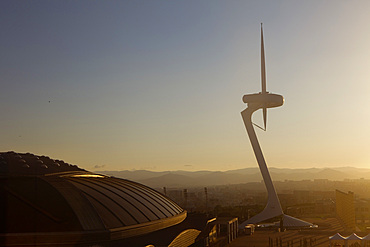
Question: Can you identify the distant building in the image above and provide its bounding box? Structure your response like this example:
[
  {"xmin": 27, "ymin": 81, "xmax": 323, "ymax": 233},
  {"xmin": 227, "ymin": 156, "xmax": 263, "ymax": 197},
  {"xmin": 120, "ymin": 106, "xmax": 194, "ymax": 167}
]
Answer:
[
  {"xmin": 335, "ymin": 190, "xmax": 355, "ymax": 231},
  {"xmin": 293, "ymin": 190, "xmax": 311, "ymax": 204},
  {"xmin": 355, "ymin": 199, "xmax": 370, "ymax": 226}
]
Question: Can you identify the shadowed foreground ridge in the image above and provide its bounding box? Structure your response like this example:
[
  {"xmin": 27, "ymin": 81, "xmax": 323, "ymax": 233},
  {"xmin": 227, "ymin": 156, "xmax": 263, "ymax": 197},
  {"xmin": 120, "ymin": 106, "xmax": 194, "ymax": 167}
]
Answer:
[{"xmin": 0, "ymin": 151, "xmax": 186, "ymax": 246}]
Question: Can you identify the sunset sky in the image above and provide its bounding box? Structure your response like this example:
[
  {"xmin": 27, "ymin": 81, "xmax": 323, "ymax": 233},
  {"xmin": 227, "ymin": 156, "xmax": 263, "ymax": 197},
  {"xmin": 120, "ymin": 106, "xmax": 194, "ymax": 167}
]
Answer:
[{"xmin": 2, "ymin": 1, "xmax": 370, "ymax": 171}]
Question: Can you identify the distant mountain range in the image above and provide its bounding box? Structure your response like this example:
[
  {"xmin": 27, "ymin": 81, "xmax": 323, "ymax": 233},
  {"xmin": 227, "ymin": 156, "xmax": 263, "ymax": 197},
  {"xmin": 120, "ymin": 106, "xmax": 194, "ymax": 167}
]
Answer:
[{"xmin": 97, "ymin": 167, "xmax": 370, "ymax": 188}]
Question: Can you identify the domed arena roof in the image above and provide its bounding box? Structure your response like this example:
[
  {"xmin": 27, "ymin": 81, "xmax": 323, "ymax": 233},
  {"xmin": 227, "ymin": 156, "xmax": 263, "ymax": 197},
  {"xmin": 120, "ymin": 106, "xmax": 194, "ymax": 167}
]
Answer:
[{"xmin": 0, "ymin": 151, "xmax": 186, "ymax": 246}]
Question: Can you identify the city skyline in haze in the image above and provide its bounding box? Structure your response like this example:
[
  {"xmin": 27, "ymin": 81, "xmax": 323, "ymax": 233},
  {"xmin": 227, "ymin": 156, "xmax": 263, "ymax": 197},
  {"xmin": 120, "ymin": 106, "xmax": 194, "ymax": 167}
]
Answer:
[{"xmin": 1, "ymin": 1, "xmax": 370, "ymax": 171}]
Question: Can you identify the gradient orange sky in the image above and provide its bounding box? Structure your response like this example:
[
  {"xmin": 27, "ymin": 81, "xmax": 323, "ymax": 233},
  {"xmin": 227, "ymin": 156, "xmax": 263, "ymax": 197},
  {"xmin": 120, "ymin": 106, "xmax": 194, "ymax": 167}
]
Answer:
[{"xmin": 1, "ymin": 1, "xmax": 370, "ymax": 171}]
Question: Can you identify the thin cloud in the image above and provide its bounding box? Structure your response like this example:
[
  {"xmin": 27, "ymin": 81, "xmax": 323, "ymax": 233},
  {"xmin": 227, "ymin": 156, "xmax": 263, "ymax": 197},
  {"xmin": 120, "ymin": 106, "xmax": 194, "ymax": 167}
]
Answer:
[{"xmin": 94, "ymin": 164, "xmax": 106, "ymax": 169}]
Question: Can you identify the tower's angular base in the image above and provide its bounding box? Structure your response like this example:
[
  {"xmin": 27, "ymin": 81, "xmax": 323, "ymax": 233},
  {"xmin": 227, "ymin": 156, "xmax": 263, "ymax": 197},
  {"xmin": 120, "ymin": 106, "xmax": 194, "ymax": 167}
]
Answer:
[
  {"xmin": 280, "ymin": 214, "xmax": 317, "ymax": 228},
  {"xmin": 239, "ymin": 200, "xmax": 283, "ymax": 229},
  {"xmin": 239, "ymin": 214, "xmax": 316, "ymax": 230}
]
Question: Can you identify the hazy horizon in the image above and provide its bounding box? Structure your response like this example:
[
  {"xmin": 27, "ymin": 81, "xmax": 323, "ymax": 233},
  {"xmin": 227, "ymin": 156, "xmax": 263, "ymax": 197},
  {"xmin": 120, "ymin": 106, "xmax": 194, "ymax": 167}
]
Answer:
[
  {"xmin": 2, "ymin": 1, "xmax": 370, "ymax": 172},
  {"xmin": 95, "ymin": 165, "xmax": 370, "ymax": 173}
]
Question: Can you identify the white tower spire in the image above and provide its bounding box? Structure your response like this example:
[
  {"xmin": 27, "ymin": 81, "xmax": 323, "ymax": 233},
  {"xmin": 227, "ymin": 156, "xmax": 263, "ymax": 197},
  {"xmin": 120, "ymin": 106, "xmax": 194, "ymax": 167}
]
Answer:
[
  {"xmin": 239, "ymin": 24, "xmax": 284, "ymax": 228},
  {"xmin": 239, "ymin": 25, "xmax": 314, "ymax": 229}
]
